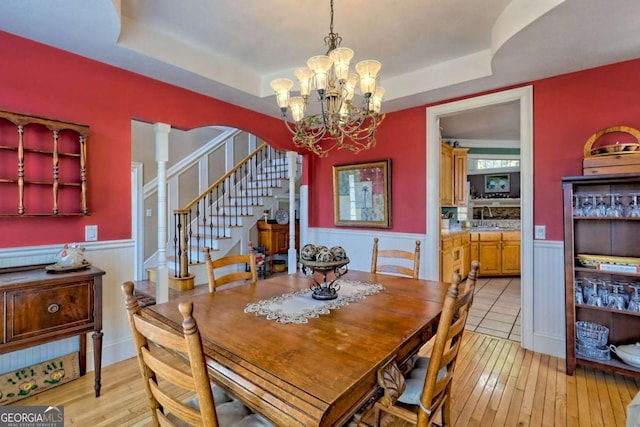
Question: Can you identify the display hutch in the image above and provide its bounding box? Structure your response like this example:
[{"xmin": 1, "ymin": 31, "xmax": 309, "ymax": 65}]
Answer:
[{"xmin": 563, "ymin": 173, "xmax": 640, "ymax": 377}]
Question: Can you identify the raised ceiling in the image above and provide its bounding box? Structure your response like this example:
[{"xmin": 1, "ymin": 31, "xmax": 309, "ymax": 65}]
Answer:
[{"xmin": 0, "ymin": 0, "xmax": 639, "ymax": 129}]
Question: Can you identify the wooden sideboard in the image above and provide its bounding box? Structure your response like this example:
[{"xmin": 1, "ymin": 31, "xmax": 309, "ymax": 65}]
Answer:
[
  {"xmin": 0, "ymin": 264, "xmax": 106, "ymax": 396},
  {"xmin": 257, "ymin": 220, "xmax": 299, "ymax": 273}
]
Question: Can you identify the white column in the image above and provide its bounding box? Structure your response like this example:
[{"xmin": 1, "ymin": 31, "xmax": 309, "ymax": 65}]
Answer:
[
  {"xmin": 287, "ymin": 151, "xmax": 298, "ymax": 273},
  {"xmin": 154, "ymin": 123, "xmax": 171, "ymax": 304}
]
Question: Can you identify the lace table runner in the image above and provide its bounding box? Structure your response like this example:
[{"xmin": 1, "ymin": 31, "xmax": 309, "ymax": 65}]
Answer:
[{"xmin": 244, "ymin": 279, "xmax": 385, "ymax": 324}]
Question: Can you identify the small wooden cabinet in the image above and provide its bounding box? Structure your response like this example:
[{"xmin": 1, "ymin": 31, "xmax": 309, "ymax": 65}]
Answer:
[
  {"xmin": 440, "ymin": 143, "xmax": 454, "ymax": 206},
  {"xmin": 439, "ymin": 143, "xmax": 468, "ymax": 207},
  {"xmin": 440, "ymin": 233, "xmax": 470, "ymax": 282},
  {"xmin": 257, "ymin": 220, "xmax": 299, "ymax": 273},
  {"xmin": 0, "ymin": 265, "xmax": 105, "ymax": 396},
  {"xmin": 452, "ymin": 147, "xmax": 469, "ymax": 206},
  {"xmin": 563, "ymin": 174, "xmax": 640, "ymax": 378},
  {"xmin": 473, "ymin": 231, "xmax": 521, "ymax": 276}
]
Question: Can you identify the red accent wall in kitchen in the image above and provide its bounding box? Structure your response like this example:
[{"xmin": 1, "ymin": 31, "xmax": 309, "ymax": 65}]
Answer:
[{"xmin": 0, "ymin": 31, "xmax": 291, "ymax": 248}]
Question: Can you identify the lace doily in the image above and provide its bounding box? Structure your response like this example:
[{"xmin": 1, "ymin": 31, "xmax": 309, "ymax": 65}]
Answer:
[{"xmin": 244, "ymin": 279, "xmax": 384, "ymax": 324}]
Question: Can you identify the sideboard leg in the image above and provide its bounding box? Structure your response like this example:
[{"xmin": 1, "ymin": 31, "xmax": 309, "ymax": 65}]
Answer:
[{"xmin": 92, "ymin": 331, "xmax": 103, "ymax": 397}]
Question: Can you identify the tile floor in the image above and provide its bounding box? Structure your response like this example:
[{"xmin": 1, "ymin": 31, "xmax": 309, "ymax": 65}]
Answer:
[{"xmin": 466, "ymin": 276, "xmax": 521, "ymax": 342}]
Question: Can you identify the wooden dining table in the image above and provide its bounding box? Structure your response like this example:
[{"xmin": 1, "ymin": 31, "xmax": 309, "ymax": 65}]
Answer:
[{"xmin": 143, "ymin": 269, "xmax": 451, "ymax": 426}]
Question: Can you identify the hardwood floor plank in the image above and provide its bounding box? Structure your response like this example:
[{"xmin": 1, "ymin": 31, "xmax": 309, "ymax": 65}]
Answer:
[
  {"xmin": 555, "ymin": 356, "xmax": 568, "ymax": 427},
  {"xmin": 518, "ymin": 349, "xmax": 542, "ymax": 425},
  {"xmin": 479, "ymin": 340, "xmax": 520, "ymax": 426},
  {"xmin": 586, "ymin": 366, "xmax": 606, "ymax": 427},
  {"xmin": 540, "ymin": 354, "xmax": 558, "ymax": 427},
  {"xmin": 576, "ymin": 367, "xmax": 593, "ymax": 427},
  {"xmin": 529, "ymin": 353, "xmax": 550, "ymax": 426},
  {"xmin": 594, "ymin": 368, "xmax": 616, "ymax": 427},
  {"xmin": 493, "ymin": 343, "xmax": 527, "ymax": 426},
  {"xmin": 452, "ymin": 336, "xmax": 503, "ymax": 425},
  {"xmin": 450, "ymin": 334, "xmax": 498, "ymax": 423},
  {"xmin": 504, "ymin": 349, "xmax": 533, "ymax": 426},
  {"xmin": 468, "ymin": 337, "xmax": 513, "ymax": 426}
]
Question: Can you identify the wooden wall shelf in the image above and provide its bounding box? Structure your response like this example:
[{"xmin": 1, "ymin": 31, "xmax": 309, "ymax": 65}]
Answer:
[{"xmin": 0, "ymin": 109, "xmax": 90, "ymax": 216}]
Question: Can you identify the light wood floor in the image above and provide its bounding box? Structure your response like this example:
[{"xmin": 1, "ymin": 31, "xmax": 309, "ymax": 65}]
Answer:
[{"xmin": 11, "ymin": 331, "xmax": 640, "ymax": 426}]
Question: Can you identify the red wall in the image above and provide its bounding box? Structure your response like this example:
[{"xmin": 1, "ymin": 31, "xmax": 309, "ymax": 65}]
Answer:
[
  {"xmin": 0, "ymin": 31, "xmax": 291, "ymax": 248},
  {"xmin": 309, "ymin": 58, "xmax": 640, "ymax": 241},
  {"xmin": 3, "ymin": 29, "xmax": 640, "ymax": 247},
  {"xmin": 307, "ymin": 106, "xmax": 427, "ymax": 231}
]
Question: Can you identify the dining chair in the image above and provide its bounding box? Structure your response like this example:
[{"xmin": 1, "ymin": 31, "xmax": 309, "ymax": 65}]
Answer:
[
  {"xmin": 205, "ymin": 243, "xmax": 258, "ymax": 292},
  {"xmin": 121, "ymin": 281, "xmax": 273, "ymax": 427},
  {"xmin": 464, "ymin": 260, "xmax": 480, "ymax": 295},
  {"xmin": 372, "ymin": 272, "xmax": 473, "ymax": 426},
  {"xmin": 371, "ymin": 237, "xmax": 421, "ymax": 279}
]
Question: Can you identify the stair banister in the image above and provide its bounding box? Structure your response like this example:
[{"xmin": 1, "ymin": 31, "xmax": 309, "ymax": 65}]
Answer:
[{"xmin": 172, "ymin": 144, "xmax": 289, "ymax": 286}]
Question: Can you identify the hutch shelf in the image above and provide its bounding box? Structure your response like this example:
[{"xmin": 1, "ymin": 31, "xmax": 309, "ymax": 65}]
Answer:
[
  {"xmin": 563, "ymin": 173, "xmax": 640, "ymax": 378},
  {"xmin": 0, "ymin": 109, "xmax": 90, "ymax": 216}
]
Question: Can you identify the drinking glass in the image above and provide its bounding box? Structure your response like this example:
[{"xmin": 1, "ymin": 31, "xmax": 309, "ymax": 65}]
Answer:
[
  {"xmin": 573, "ymin": 194, "xmax": 583, "ymax": 217},
  {"xmin": 606, "ymin": 193, "xmax": 624, "ymax": 218},
  {"xmin": 608, "ymin": 283, "xmax": 627, "ymax": 310},
  {"xmin": 594, "ymin": 194, "xmax": 608, "ymax": 217},
  {"xmin": 627, "ymin": 193, "xmax": 640, "ymax": 218},
  {"xmin": 597, "ymin": 280, "xmax": 611, "ymax": 305},
  {"xmin": 581, "ymin": 194, "xmax": 594, "ymax": 217},
  {"xmin": 627, "ymin": 284, "xmax": 640, "ymax": 312},
  {"xmin": 613, "ymin": 281, "xmax": 630, "ymax": 306},
  {"xmin": 582, "ymin": 278, "xmax": 596, "ymax": 302},
  {"xmin": 574, "ymin": 278, "xmax": 584, "ymax": 305},
  {"xmin": 586, "ymin": 281, "xmax": 603, "ymax": 306}
]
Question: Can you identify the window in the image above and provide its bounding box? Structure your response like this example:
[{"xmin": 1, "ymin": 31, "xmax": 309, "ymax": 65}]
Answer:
[{"xmin": 476, "ymin": 159, "xmax": 520, "ymax": 170}]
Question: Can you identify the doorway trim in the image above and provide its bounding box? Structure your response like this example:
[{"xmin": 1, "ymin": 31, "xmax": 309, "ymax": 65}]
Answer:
[
  {"xmin": 425, "ymin": 85, "xmax": 534, "ymax": 350},
  {"xmin": 132, "ymin": 162, "xmax": 145, "ymax": 281}
]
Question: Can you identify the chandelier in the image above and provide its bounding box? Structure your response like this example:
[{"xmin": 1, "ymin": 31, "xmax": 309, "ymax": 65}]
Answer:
[{"xmin": 270, "ymin": 0, "xmax": 385, "ymax": 157}]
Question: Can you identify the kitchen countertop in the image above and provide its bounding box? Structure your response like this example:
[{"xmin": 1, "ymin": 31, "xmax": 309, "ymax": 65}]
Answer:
[{"xmin": 441, "ymin": 227, "xmax": 521, "ymax": 237}]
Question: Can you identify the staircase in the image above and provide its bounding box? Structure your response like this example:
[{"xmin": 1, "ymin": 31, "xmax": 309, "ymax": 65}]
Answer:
[{"xmin": 167, "ymin": 144, "xmax": 298, "ymax": 289}]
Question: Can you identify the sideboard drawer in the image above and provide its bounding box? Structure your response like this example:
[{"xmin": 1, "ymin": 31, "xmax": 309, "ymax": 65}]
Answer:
[{"xmin": 6, "ymin": 281, "xmax": 94, "ymax": 343}]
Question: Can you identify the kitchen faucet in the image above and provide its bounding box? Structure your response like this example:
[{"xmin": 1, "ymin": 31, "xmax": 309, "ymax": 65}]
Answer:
[{"xmin": 480, "ymin": 206, "xmax": 493, "ymax": 226}]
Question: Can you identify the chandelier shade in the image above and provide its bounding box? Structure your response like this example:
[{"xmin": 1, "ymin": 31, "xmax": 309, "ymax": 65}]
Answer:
[{"xmin": 270, "ymin": 0, "xmax": 385, "ymax": 157}]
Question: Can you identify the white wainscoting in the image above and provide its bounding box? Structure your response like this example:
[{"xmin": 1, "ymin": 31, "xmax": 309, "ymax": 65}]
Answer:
[
  {"xmin": 306, "ymin": 228, "xmax": 428, "ymax": 275},
  {"xmin": 532, "ymin": 239, "xmax": 566, "ymax": 358},
  {"xmin": 308, "ymin": 227, "xmax": 567, "ymax": 358},
  {"xmin": 0, "ymin": 240, "xmax": 136, "ymax": 373}
]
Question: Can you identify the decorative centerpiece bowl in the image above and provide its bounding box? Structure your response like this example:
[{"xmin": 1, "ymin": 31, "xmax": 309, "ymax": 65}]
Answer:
[
  {"xmin": 299, "ymin": 244, "xmax": 349, "ymax": 300},
  {"xmin": 299, "ymin": 258, "xmax": 350, "ymax": 300}
]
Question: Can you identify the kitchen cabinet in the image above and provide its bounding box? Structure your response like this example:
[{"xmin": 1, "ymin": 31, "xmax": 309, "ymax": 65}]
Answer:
[
  {"xmin": 440, "ymin": 233, "xmax": 470, "ymax": 282},
  {"xmin": 452, "ymin": 147, "xmax": 469, "ymax": 206},
  {"xmin": 439, "ymin": 143, "xmax": 469, "ymax": 207},
  {"xmin": 473, "ymin": 231, "xmax": 521, "ymax": 276},
  {"xmin": 440, "ymin": 143, "xmax": 453, "ymax": 206},
  {"xmin": 563, "ymin": 173, "xmax": 640, "ymax": 378},
  {"xmin": 461, "ymin": 233, "xmax": 471, "ymax": 278},
  {"xmin": 0, "ymin": 264, "xmax": 106, "ymax": 396},
  {"xmin": 501, "ymin": 231, "xmax": 522, "ymax": 274}
]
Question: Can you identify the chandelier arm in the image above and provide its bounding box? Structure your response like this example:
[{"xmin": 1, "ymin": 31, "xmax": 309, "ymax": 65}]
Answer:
[{"xmin": 281, "ymin": 117, "xmax": 299, "ymax": 136}]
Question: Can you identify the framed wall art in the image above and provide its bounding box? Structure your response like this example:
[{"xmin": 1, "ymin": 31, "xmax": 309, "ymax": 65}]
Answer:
[
  {"xmin": 484, "ymin": 174, "xmax": 510, "ymax": 193},
  {"xmin": 333, "ymin": 159, "xmax": 390, "ymax": 228}
]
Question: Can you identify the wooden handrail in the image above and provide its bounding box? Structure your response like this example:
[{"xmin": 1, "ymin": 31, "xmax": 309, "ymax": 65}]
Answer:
[
  {"xmin": 182, "ymin": 143, "xmax": 269, "ymax": 211},
  {"xmin": 171, "ymin": 144, "xmax": 291, "ymax": 280}
]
